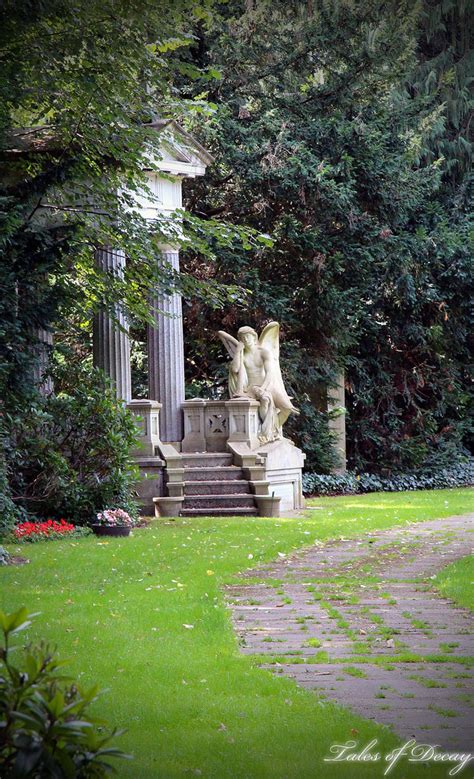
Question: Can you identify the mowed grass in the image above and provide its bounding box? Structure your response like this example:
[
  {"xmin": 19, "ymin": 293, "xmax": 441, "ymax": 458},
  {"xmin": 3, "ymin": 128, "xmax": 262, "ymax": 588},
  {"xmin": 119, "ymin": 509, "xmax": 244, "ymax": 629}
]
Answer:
[
  {"xmin": 433, "ymin": 555, "xmax": 474, "ymax": 611},
  {"xmin": 1, "ymin": 488, "xmax": 473, "ymax": 779}
]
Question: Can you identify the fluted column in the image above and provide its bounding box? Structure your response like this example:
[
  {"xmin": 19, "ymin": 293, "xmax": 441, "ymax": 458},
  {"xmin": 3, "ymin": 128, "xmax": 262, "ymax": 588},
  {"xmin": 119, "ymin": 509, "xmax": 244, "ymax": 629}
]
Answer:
[
  {"xmin": 147, "ymin": 249, "xmax": 184, "ymax": 443},
  {"xmin": 33, "ymin": 328, "xmax": 54, "ymax": 395},
  {"xmin": 328, "ymin": 372, "xmax": 347, "ymax": 473},
  {"xmin": 93, "ymin": 248, "xmax": 131, "ymax": 402}
]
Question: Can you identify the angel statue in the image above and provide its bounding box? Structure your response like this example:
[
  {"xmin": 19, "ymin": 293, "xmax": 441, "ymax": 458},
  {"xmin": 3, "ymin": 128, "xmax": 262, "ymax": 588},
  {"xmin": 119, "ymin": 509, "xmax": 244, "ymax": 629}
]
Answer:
[{"xmin": 218, "ymin": 322, "xmax": 299, "ymax": 444}]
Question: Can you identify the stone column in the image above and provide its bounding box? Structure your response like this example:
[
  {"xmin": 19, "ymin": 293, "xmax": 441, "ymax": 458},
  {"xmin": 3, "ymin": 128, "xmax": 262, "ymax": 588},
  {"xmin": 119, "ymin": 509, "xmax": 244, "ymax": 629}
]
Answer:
[
  {"xmin": 93, "ymin": 248, "xmax": 131, "ymax": 402},
  {"xmin": 147, "ymin": 249, "xmax": 184, "ymax": 443},
  {"xmin": 328, "ymin": 372, "xmax": 346, "ymax": 473},
  {"xmin": 33, "ymin": 328, "xmax": 54, "ymax": 395}
]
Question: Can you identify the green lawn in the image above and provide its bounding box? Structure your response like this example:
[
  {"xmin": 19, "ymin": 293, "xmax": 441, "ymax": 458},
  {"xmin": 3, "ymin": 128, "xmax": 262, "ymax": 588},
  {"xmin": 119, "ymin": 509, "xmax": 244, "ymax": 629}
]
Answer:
[
  {"xmin": 433, "ymin": 555, "xmax": 474, "ymax": 611},
  {"xmin": 1, "ymin": 488, "xmax": 473, "ymax": 778}
]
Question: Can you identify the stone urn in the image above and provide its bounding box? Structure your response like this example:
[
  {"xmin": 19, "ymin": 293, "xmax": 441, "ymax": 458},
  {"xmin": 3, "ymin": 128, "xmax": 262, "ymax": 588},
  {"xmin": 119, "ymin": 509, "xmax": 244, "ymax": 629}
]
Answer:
[{"xmin": 91, "ymin": 524, "xmax": 131, "ymax": 538}]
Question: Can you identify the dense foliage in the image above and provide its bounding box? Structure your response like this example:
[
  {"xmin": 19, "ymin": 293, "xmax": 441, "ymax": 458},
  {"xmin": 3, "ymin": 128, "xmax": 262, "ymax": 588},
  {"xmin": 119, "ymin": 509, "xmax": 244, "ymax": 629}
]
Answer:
[
  {"xmin": 0, "ymin": 0, "xmax": 259, "ymax": 527},
  {"xmin": 0, "ymin": 608, "xmax": 130, "ymax": 776},
  {"xmin": 179, "ymin": 0, "xmax": 472, "ymax": 472},
  {"xmin": 4, "ymin": 365, "xmax": 140, "ymax": 530}
]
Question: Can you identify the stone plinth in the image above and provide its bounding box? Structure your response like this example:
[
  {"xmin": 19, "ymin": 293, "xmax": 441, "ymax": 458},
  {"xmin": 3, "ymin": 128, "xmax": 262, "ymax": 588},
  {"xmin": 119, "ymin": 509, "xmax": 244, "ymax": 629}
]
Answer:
[
  {"xmin": 133, "ymin": 457, "xmax": 165, "ymax": 515},
  {"xmin": 154, "ymin": 496, "xmax": 183, "ymax": 518},
  {"xmin": 127, "ymin": 399, "xmax": 162, "ymax": 457},
  {"xmin": 93, "ymin": 248, "xmax": 131, "ymax": 401},
  {"xmin": 256, "ymin": 439, "xmax": 306, "ymax": 512},
  {"xmin": 148, "ymin": 249, "xmax": 184, "ymax": 443}
]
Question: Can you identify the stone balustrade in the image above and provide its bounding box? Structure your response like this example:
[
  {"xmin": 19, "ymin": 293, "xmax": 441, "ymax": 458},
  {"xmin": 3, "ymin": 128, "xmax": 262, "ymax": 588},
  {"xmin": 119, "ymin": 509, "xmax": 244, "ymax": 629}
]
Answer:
[{"xmin": 182, "ymin": 398, "xmax": 261, "ymax": 453}]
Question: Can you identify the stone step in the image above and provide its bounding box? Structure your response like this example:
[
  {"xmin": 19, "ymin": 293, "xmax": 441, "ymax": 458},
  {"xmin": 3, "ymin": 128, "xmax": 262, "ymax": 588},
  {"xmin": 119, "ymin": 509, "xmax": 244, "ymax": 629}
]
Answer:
[
  {"xmin": 183, "ymin": 466, "xmax": 244, "ymax": 482},
  {"xmin": 184, "ymin": 480, "xmax": 250, "ymax": 496},
  {"xmin": 183, "ymin": 494, "xmax": 256, "ymax": 510},
  {"xmin": 181, "ymin": 453, "xmax": 233, "ymax": 468},
  {"xmin": 180, "ymin": 507, "xmax": 258, "ymax": 517}
]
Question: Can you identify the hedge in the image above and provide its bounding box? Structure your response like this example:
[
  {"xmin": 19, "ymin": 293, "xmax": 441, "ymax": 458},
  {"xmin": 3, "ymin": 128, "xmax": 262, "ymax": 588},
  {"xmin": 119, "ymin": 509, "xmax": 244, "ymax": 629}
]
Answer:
[{"xmin": 302, "ymin": 459, "xmax": 474, "ymax": 496}]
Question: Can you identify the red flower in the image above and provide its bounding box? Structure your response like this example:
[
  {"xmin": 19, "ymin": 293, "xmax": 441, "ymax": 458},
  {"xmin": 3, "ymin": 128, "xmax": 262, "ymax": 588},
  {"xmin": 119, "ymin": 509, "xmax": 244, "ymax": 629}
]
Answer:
[{"xmin": 14, "ymin": 519, "xmax": 75, "ymax": 541}]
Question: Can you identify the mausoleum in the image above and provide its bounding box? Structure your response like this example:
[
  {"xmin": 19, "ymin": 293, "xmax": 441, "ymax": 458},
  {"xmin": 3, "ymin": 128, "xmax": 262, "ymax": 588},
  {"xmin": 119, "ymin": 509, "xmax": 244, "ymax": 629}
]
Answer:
[{"xmin": 12, "ymin": 120, "xmax": 312, "ymax": 517}]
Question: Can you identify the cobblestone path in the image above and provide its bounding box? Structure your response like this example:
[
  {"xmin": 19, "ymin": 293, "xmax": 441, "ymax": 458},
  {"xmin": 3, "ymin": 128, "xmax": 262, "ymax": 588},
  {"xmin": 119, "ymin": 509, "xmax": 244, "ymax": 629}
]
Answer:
[{"xmin": 225, "ymin": 514, "xmax": 474, "ymax": 750}]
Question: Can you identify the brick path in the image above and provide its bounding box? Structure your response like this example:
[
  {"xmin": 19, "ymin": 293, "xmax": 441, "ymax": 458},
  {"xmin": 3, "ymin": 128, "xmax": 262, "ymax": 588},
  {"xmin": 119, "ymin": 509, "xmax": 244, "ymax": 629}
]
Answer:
[{"xmin": 225, "ymin": 514, "xmax": 474, "ymax": 750}]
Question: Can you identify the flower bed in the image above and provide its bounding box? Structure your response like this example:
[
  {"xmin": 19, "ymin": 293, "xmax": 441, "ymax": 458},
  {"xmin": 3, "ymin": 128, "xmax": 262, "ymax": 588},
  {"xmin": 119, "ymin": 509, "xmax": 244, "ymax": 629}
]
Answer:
[{"xmin": 14, "ymin": 519, "xmax": 79, "ymax": 542}]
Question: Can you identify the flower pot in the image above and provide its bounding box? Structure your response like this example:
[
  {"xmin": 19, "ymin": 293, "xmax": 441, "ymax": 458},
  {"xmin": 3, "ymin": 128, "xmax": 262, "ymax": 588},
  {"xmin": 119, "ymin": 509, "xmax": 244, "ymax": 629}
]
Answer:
[
  {"xmin": 255, "ymin": 495, "xmax": 281, "ymax": 518},
  {"xmin": 153, "ymin": 497, "xmax": 183, "ymax": 518},
  {"xmin": 91, "ymin": 524, "xmax": 131, "ymax": 537}
]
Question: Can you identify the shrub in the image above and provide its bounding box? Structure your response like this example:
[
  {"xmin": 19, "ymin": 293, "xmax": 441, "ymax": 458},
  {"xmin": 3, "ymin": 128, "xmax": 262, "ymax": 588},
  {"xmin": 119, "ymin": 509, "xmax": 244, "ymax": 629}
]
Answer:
[
  {"xmin": 4, "ymin": 364, "xmax": 140, "ymax": 528},
  {"xmin": 0, "ymin": 607, "xmax": 131, "ymax": 776},
  {"xmin": 0, "ymin": 546, "xmax": 10, "ymax": 565},
  {"xmin": 0, "ymin": 445, "xmax": 18, "ymax": 537},
  {"xmin": 303, "ymin": 458, "xmax": 474, "ymax": 496}
]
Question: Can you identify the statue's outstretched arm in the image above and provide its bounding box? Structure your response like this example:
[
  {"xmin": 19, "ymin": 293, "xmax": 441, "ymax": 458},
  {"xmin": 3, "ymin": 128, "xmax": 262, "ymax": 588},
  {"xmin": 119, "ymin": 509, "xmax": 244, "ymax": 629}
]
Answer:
[
  {"xmin": 218, "ymin": 330, "xmax": 239, "ymax": 359},
  {"xmin": 218, "ymin": 330, "xmax": 245, "ymax": 396}
]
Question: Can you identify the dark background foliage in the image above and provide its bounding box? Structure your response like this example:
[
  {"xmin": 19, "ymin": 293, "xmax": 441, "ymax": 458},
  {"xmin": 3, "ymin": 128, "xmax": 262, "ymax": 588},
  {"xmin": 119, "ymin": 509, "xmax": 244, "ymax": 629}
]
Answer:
[
  {"xmin": 176, "ymin": 0, "xmax": 472, "ymax": 473},
  {"xmin": 0, "ymin": 0, "xmax": 471, "ymax": 531}
]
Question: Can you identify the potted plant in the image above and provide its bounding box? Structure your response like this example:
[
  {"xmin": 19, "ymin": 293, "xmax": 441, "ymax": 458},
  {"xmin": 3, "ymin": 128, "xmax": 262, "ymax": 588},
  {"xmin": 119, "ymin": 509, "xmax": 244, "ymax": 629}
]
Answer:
[{"xmin": 91, "ymin": 508, "xmax": 135, "ymax": 537}]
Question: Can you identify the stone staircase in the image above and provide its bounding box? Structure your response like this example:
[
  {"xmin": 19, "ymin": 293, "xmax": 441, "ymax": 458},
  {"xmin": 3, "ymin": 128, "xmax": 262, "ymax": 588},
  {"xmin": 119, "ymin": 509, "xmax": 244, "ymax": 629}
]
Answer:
[{"xmin": 180, "ymin": 453, "xmax": 258, "ymax": 517}]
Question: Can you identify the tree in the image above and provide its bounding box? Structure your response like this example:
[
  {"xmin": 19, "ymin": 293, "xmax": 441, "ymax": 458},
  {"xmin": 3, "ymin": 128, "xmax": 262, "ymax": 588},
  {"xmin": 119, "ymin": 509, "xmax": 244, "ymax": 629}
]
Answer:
[
  {"xmin": 0, "ymin": 0, "xmax": 263, "ymax": 526},
  {"xmin": 177, "ymin": 0, "xmax": 472, "ymax": 472}
]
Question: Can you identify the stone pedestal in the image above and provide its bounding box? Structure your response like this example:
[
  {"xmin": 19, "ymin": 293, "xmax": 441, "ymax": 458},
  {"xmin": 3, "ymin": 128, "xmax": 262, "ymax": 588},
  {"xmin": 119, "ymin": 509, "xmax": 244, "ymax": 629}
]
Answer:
[
  {"xmin": 126, "ymin": 399, "xmax": 165, "ymax": 514},
  {"xmin": 126, "ymin": 399, "xmax": 162, "ymax": 457},
  {"xmin": 226, "ymin": 398, "xmax": 260, "ymax": 449},
  {"xmin": 154, "ymin": 496, "xmax": 183, "ymax": 518},
  {"xmin": 182, "ymin": 398, "xmax": 206, "ymax": 452},
  {"xmin": 93, "ymin": 248, "xmax": 131, "ymax": 401},
  {"xmin": 328, "ymin": 372, "xmax": 346, "ymax": 473},
  {"xmin": 148, "ymin": 249, "xmax": 184, "ymax": 443}
]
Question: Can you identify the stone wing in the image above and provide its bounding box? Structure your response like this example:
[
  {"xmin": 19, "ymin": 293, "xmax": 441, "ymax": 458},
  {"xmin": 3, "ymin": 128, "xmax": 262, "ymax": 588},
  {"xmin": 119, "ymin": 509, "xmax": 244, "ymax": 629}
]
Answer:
[{"xmin": 259, "ymin": 321, "xmax": 280, "ymax": 358}]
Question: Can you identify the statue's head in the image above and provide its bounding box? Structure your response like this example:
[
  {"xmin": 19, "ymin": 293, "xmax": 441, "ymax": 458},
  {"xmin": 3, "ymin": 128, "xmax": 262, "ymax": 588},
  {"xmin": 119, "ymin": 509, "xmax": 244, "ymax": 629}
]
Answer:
[{"xmin": 237, "ymin": 326, "xmax": 258, "ymax": 346}]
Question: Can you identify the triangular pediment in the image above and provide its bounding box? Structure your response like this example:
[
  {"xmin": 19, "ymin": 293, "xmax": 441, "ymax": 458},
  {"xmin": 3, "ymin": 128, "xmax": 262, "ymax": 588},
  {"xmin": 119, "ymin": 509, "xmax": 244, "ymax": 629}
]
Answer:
[{"xmin": 144, "ymin": 119, "xmax": 213, "ymax": 177}]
